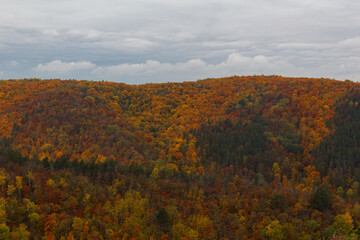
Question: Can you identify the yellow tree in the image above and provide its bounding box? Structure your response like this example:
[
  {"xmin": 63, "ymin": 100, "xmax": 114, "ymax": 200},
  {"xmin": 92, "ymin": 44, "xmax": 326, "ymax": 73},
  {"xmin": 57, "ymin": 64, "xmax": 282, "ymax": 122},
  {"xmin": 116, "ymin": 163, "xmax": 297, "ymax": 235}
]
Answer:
[
  {"xmin": 331, "ymin": 212, "xmax": 354, "ymax": 236},
  {"xmin": 7, "ymin": 184, "xmax": 15, "ymax": 197},
  {"xmin": 0, "ymin": 223, "xmax": 10, "ymax": 240},
  {"xmin": 15, "ymin": 176, "xmax": 23, "ymax": 199},
  {"xmin": 0, "ymin": 197, "xmax": 6, "ymax": 224},
  {"xmin": 265, "ymin": 220, "xmax": 285, "ymax": 240},
  {"xmin": 0, "ymin": 169, "xmax": 7, "ymax": 194},
  {"xmin": 26, "ymin": 171, "xmax": 34, "ymax": 190},
  {"xmin": 10, "ymin": 224, "xmax": 30, "ymax": 240}
]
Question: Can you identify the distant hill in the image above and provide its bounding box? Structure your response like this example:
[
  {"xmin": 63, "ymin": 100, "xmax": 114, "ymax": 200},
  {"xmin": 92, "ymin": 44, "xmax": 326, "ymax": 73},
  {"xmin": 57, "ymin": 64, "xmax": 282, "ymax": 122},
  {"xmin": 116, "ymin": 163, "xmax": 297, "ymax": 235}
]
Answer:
[
  {"xmin": 0, "ymin": 76, "xmax": 358, "ymax": 173},
  {"xmin": 2, "ymin": 76, "xmax": 360, "ymax": 239}
]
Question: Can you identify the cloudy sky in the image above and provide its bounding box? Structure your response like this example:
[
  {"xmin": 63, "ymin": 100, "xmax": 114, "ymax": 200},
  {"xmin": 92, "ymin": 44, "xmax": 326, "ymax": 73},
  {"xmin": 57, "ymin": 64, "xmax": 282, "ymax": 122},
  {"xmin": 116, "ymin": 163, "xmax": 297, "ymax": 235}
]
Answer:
[{"xmin": 1, "ymin": 0, "xmax": 360, "ymax": 84}]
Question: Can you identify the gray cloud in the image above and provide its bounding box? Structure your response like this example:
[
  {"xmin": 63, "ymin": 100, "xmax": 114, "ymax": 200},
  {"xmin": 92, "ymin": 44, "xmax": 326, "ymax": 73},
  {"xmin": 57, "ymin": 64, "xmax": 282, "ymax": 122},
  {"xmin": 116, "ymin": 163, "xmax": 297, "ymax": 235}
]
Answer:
[{"xmin": 1, "ymin": 0, "xmax": 360, "ymax": 82}]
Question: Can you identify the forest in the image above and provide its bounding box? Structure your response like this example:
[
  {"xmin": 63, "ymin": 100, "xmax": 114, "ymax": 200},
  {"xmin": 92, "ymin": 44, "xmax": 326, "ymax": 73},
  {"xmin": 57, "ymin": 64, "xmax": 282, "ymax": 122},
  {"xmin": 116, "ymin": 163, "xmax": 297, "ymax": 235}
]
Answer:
[{"xmin": 0, "ymin": 75, "xmax": 360, "ymax": 239}]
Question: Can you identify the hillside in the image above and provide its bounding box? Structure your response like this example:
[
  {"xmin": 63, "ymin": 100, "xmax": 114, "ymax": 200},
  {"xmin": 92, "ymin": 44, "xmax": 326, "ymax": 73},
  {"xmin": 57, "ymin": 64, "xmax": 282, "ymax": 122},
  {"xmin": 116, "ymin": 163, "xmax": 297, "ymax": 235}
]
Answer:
[{"xmin": 1, "ymin": 76, "xmax": 360, "ymax": 239}]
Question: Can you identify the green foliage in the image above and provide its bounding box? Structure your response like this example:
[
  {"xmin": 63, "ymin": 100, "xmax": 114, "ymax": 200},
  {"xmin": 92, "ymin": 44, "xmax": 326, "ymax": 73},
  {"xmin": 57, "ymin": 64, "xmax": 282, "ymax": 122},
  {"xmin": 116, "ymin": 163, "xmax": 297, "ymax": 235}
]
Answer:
[
  {"xmin": 270, "ymin": 193, "xmax": 288, "ymax": 211},
  {"xmin": 277, "ymin": 131, "xmax": 304, "ymax": 154},
  {"xmin": 317, "ymin": 89, "xmax": 360, "ymax": 174},
  {"xmin": 196, "ymin": 116, "xmax": 272, "ymax": 169},
  {"xmin": 156, "ymin": 207, "xmax": 170, "ymax": 226},
  {"xmin": 0, "ymin": 224, "xmax": 10, "ymax": 240},
  {"xmin": 310, "ymin": 187, "xmax": 331, "ymax": 212}
]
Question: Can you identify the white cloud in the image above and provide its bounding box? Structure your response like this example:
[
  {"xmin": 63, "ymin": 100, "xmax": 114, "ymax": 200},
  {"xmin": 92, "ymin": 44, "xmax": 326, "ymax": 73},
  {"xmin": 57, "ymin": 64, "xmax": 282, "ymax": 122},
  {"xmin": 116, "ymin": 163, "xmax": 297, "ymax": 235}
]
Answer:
[
  {"xmin": 91, "ymin": 53, "xmax": 302, "ymax": 83},
  {"xmin": 337, "ymin": 36, "xmax": 360, "ymax": 48},
  {"xmin": 92, "ymin": 59, "xmax": 206, "ymax": 76},
  {"xmin": 35, "ymin": 60, "xmax": 96, "ymax": 73}
]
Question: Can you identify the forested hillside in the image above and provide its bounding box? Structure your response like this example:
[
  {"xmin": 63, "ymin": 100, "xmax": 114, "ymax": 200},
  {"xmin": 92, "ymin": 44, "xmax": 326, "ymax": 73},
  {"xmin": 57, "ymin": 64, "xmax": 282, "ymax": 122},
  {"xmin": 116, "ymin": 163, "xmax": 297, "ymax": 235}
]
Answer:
[{"xmin": 1, "ymin": 76, "xmax": 360, "ymax": 239}]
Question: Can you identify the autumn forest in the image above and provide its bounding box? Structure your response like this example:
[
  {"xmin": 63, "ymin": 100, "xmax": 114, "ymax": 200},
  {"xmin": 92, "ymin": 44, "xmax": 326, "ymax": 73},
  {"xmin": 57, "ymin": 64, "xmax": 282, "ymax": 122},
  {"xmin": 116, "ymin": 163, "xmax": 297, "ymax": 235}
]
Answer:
[{"xmin": 1, "ymin": 76, "xmax": 360, "ymax": 239}]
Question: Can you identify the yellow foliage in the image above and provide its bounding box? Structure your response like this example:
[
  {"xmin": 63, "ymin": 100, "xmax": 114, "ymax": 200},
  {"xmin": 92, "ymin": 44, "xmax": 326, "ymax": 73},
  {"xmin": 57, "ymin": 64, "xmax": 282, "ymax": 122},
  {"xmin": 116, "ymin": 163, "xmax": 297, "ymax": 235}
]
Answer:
[
  {"xmin": 7, "ymin": 184, "xmax": 16, "ymax": 197},
  {"xmin": 15, "ymin": 176, "xmax": 23, "ymax": 190},
  {"xmin": 46, "ymin": 178, "xmax": 56, "ymax": 188}
]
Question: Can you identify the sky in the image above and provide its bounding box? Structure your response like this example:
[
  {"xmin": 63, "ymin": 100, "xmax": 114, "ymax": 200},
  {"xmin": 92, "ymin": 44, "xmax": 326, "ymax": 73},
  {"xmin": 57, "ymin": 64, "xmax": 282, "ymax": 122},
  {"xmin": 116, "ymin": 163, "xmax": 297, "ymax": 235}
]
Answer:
[{"xmin": 0, "ymin": 0, "xmax": 360, "ymax": 84}]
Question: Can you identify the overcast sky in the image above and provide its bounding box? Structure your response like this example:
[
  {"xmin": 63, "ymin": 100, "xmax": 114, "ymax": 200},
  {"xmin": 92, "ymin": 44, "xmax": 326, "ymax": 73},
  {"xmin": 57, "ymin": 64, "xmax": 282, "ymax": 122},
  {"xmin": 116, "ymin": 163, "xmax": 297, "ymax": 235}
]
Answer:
[{"xmin": 0, "ymin": 0, "xmax": 360, "ymax": 84}]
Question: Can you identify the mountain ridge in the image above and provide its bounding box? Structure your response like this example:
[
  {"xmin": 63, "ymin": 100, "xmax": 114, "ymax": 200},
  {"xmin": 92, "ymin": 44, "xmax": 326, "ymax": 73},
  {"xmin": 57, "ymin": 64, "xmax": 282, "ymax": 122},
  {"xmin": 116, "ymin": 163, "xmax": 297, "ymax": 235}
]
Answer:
[
  {"xmin": 1, "ymin": 75, "xmax": 360, "ymax": 239},
  {"xmin": 0, "ymin": 76, "xmax": 355, "ymax": 169}
]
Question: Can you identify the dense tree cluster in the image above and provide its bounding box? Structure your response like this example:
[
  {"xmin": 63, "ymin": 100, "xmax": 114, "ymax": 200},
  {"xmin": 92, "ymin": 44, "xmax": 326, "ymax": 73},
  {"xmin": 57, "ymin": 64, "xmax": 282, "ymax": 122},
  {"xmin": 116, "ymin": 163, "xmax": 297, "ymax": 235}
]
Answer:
[{"xmin": 0, "ymin": 76, "xmax": 360, "ymax": 239}]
